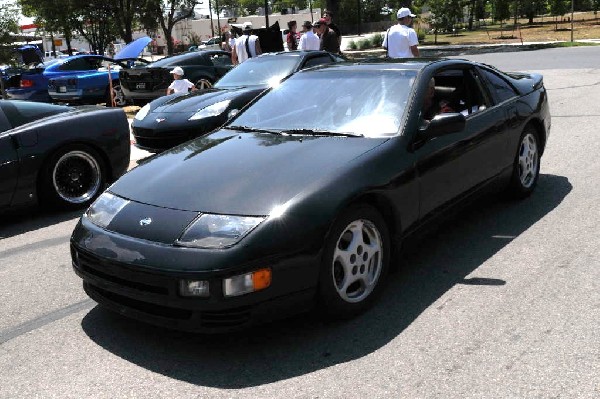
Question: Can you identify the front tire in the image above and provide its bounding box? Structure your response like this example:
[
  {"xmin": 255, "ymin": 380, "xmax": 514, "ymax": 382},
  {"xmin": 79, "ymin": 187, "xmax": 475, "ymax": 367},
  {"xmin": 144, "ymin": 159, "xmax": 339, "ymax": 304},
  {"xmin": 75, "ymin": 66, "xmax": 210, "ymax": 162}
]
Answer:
[
  {"xmin": 39, "ymin": 144, "xmax": 106, "ymax": 209},
  {"xmin": 317, "ymin": 205, "xmax": 390, "ymax": 319},
  {"xmin": 507, "ymin": 126, "xmax": 540, "ymax": 198}
]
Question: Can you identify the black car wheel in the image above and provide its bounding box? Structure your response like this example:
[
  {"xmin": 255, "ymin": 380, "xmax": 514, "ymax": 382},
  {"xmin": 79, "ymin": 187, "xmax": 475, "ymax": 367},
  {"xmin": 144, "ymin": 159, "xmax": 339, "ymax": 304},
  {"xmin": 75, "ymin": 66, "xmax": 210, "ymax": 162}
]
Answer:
[
  {"xmin": 318, "ymin": 205, "xmax": 390, "ymax": 318},
  {"xmin": 195, "ymin": 79, "xmax": 213, "ymax": 90},
  {"xmin": 508, "ymin": 126, "xmax": 540, "ymax": 198},
  {"xmin": 39, "ymin": 144, "xmax": 106, "ymax": 209}
]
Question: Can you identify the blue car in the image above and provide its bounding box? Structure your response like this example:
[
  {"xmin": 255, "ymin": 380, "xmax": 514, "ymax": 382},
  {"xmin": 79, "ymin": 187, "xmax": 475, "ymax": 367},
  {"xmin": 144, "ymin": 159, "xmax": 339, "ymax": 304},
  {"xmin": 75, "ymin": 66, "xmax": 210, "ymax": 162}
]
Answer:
[
  {"xmin": 47, "ymin": 37, "xmax": 151, "ymax": 106},
  {"xmin": 7, "ymin": 37, "xmax": 151, "ymax": 106}
]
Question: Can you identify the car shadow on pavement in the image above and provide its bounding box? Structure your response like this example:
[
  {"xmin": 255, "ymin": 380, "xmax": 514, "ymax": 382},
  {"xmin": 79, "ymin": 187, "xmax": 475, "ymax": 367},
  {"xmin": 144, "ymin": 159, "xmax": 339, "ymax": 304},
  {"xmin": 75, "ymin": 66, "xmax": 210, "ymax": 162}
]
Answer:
[
  {"xmin": 0, "ymin": 207, "xmax": 83, "ymax": 239},
  {"xmin": 80, "ymin": 173, "xmax": 571, "ymax": 388}
]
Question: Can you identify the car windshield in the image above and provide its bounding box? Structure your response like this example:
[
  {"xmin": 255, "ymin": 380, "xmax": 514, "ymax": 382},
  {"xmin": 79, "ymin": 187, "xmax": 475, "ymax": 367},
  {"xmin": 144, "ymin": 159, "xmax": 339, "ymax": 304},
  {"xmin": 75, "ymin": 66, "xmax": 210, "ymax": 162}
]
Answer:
[
  {"xmin": 230, "ymin": 68, "xmax": 417, "ymax": 138},
  {"xmin": 214, "ymin": 56, "xmax": 299, "ymax": 89}
]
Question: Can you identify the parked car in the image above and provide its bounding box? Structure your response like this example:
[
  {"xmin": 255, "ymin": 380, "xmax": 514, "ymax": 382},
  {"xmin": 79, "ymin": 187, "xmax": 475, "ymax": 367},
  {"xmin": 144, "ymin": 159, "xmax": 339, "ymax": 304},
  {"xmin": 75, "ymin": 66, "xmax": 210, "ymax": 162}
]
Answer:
[
  {"xmin": 71, "ymin": 59, "xmax": 550, "ymax": 332},
  {"xmin": 5, "ymin": 59, "xmax": 60, "ymax": 102},
  {"xmin": 198, "ymin": 36, "xmax": 222, "ymax": 50},
  {"xmin": 132, "ymin": 51, "xmax": 344, "ymax": 152},
  {"xmin": 7, "ymin": 37, "xmax": 150, "ymax": 105},
  {"xmin": 119, "ymin": 50, "xmax": 233, "ymax": 104},
  {"xmin": 46, "ymin": 37, "xmax": 152, "ymax": 106},
  {"xmin": 0, "ymin": 100, "xmax": 130, "ymax": 211}
]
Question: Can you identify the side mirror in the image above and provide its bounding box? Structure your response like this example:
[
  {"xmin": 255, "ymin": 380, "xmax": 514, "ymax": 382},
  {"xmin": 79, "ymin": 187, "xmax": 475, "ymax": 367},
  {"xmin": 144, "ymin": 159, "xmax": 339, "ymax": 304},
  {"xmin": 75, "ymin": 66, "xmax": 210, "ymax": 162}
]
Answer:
[{"xmin": 419, "ymin": 113, "xmax": 466, "ymax": 140}]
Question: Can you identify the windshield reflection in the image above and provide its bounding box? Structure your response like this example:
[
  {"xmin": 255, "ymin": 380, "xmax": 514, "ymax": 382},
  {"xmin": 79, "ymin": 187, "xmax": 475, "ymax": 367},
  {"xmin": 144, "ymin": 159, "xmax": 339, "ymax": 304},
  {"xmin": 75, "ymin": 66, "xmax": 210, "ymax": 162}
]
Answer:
[{"xmin": 231, "ymin": 69, "xmax": 417, "ymax": 138}]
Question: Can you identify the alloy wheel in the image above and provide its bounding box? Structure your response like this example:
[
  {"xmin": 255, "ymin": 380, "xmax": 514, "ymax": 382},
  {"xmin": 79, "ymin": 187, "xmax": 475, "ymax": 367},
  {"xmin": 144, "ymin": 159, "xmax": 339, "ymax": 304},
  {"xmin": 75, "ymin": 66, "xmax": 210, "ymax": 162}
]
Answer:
[
  {"xmin": 518, "ymin": 132, "xmax": 539, "ymax": 189},
  {"xmin": 52, "ymin": 150, "xmax": 102, "ymax": 204}
]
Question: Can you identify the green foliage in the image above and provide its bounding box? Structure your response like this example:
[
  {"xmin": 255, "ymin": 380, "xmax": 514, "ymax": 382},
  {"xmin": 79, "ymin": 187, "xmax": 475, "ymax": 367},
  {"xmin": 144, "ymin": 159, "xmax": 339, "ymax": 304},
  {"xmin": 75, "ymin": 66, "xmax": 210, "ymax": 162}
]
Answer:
[
  {"xmin": 0, "ymin": 4, "xmax": 20, "ymax": 65},
  {"xmin": 416, "ymin": 26, "xmax": 427, "ymax": 42},
  {"xmin": 370, "ymin": 33, "xmax": 384, "ymax": 47},
  {"xmin": 356, "ymin": 38, "xmax": 371, "ymax": 50},
  {"xmin": 347, "ymin": 40, "xmax": 358, "ymax": 50},
  {"xmin": 548, "ymin": 0, "xmax": 570, "ymax": 16}
]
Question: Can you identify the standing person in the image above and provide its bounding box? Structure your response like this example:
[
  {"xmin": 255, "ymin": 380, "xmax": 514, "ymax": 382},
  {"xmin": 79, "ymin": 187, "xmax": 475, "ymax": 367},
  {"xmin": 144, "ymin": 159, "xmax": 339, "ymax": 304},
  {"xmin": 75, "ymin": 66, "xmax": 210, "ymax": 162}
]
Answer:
[
  {"xmin": 221, "ymin": 31, "xmax": 233, "ymax": 52},
  {"xmin": 382, "ymin": 8, "xmax": 420, "ymax": 58},
  {"xmin": 314, "ymin": 18, "xmax": 340, "ymax": 54},
  {"xmin": 166, "ymin": 67, "xmax": 197, "ymax": 95},
  {"xmin": 232, "ymin": 25, "xmax": 262, "ymax": 65},
  {"xmin": 299, "ymin": 21, "xmax": 320, "ymax": 51},
  {"xmin": 286, "ymin": 21, "xmax": 299, "ymax": 51},
  {"xmin": 322, "ymin": 10, "xmax": 341, "ymax": 49}
]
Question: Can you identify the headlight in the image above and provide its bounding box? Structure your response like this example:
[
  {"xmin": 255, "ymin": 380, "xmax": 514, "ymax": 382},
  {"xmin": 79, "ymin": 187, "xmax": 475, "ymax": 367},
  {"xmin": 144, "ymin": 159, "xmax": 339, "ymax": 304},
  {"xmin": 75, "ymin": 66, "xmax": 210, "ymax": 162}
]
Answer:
[
  {"xmin": 84, "ymin": 192, "xmax": 129, "ymax": 228},
  {"xmin": 134, "ymin": 103, "xmax": 151, "ymax": 120},
  {"xmin": 188, "ymin": 100, "xmax": 231, "ymax": 121},
  {"xmin": 176, "ymin": 214, "xmax": 264, "ymax": 248}
]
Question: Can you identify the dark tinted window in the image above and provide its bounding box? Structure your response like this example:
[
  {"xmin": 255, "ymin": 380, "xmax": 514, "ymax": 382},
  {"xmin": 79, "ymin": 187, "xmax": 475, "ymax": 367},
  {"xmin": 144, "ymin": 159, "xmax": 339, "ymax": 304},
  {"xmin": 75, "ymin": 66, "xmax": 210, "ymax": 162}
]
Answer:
[
  {"xmin": 58, "ymin": 57, "xmax": 102, "ymax": 71},
  {"xmin": 149, "ymin": 53, "xmax": 210, "ymax": 68},
  {"xmin": 210, "ymin": 53, "xmax": 232, "ymax": 67},
  {"xmin": 0, "ymin": 102, "xmax": 73, "ymax": 128},
  {"xmin": 479, "ymin": 68, "xmax": 518, "ymax": 103},
  {"xmin": 303, "ymin": 55, "xmax": 333, "ymax": 69}
]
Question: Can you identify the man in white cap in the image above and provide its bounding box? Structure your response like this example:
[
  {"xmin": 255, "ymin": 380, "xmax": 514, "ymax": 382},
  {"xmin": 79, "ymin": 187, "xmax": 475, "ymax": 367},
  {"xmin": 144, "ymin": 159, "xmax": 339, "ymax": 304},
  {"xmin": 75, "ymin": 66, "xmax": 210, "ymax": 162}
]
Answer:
[
  {"xmin": 166, "ymin": 67, "xmax": 197, "ymax": 95},
  {"xmin": 382, "ymin": 7, "xmax": 420, "ymax": 58}
]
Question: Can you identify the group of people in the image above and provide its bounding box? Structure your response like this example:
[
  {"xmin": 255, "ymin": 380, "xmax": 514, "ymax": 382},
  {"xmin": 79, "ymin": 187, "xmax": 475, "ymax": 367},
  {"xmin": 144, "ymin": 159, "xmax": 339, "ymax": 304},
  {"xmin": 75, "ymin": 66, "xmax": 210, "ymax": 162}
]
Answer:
[
  {"xmin": 224, "ymin": 9, "xmax": 342, "ymax": 65},
  {"xmin": 166, "ymin": 7, "xmax": 421, "ymax": 95},
  {"xmin": 285, "ymin": 10, "xmax": 342, "ymax": 54}
]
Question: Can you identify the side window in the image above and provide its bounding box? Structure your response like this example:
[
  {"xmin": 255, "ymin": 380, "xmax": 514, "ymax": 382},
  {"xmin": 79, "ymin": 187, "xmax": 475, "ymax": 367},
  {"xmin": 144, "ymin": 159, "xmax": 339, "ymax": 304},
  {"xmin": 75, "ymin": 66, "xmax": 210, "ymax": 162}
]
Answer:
[
  {"xmin": 210, "ymin": 53, "xmax": 232, "ymax": 67},
  {"xmin": 303, "ymin": 55, "xmax": 333, "ymax": 69},
  {"xmin": 479, "ymin": 68, "xmax": 518, "ymax": 103},
  {"xmin": 425, "ymin": 67, "xmax": 489, "ymax": 120},
  {"xmin": 177, "ymin": 55, "xmax": 211, "ymax": 66},
  {"xmin": 58, "ymin": 58, "xmax": 96, "ymax": 71}
]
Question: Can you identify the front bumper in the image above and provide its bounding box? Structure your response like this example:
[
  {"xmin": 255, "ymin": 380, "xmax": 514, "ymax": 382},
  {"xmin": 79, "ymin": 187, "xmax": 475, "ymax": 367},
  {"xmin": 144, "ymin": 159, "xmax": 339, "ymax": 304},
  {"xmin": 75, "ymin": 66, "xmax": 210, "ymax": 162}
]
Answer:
[{"xmin": 70, "ymin": 220, "xmax": 319, "ymax": 333}]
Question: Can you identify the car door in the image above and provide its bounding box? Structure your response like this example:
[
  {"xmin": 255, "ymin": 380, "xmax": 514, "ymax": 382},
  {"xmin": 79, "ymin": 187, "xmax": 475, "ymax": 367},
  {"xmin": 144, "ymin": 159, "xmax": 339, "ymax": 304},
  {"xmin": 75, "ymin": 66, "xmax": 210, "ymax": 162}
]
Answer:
[
  {"xmin": 208, "ymin": 52, "xmax": 233, "ymax": 79},
  {"xmin": 413, "ymin": 65, "xmax": 509, "ymax": 217},
  {"xmin": 0, "ymin": 110, "xmax": 18, "ymax": 208}
]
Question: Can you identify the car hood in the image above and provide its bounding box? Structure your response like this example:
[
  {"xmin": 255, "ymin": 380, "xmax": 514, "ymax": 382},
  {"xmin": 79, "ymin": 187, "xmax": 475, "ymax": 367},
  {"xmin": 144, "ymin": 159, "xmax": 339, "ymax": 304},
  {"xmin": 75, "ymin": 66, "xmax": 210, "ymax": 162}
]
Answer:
[
  {"xmin": 113, "ymin": 36, "xmax": 152, "ymax": 60},
  {"xmin": 153, "ymin": 87, "xmax": 261, "ymax": 113},
  {"xmin": 110, "ymin": 128, "xmax": 387, "ymax": 215}
]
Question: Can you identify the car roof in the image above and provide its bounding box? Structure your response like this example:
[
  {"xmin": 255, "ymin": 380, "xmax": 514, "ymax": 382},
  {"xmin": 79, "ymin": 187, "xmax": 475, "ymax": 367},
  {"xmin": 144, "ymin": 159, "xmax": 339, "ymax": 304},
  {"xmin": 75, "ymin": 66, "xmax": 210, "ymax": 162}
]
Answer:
[{"xmin": 300, "ymin": 58, "xmax": 472, "ymax": 73}]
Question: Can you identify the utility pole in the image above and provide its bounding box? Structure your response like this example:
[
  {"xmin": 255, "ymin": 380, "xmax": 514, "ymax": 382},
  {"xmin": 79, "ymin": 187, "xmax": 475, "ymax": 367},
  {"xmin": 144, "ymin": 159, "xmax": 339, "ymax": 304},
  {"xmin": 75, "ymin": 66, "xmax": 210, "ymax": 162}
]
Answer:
[
  {"xmin": 264, "ymin": 0, "xmax": 269, "ymax": 27},
  {"xmin": 215, "ymin": 0, "xmax": 221, "ymax": 38},
  {"xmin": 571, "ymin": 0, "xmax": 574, "ymax": 42},
  {"xmin": 357, "ymin": 0, "xmax": 361, "ymax": 36}
]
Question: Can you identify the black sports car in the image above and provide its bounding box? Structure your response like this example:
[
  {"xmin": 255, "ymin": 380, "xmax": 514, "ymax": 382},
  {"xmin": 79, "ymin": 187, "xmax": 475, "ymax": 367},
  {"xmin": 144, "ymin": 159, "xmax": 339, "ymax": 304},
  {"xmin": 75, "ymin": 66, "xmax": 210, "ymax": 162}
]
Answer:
[
  {"xmin": 71, "ymin": 59, "xmax": 550, "ymax": 332},
  {"xmin": 131, "ymin": 51, "xmax": 344, "ymax": 152},
  {"xmin": 0, "ymin": 100, "xmax": 130, "ymax": 211},
  {"xmin": 119, "ymin": 50, "xmax": 233, "ymax": 104}
]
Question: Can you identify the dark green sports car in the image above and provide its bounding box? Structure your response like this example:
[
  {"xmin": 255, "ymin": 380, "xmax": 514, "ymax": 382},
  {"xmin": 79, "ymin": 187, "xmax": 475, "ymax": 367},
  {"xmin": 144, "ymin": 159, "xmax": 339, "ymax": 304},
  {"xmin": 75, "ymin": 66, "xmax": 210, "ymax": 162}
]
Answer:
[{"xmin": 70, "ymin": 59, "xmax": 550, "ymax": 332}]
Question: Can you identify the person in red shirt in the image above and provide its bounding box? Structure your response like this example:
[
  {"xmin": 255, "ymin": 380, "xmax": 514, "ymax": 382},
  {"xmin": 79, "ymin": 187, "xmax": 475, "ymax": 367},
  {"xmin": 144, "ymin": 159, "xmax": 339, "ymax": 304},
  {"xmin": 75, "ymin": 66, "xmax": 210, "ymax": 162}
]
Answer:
[{"xmin": 286, "ymin": 21, "xmax": 299, "ymax": 51}]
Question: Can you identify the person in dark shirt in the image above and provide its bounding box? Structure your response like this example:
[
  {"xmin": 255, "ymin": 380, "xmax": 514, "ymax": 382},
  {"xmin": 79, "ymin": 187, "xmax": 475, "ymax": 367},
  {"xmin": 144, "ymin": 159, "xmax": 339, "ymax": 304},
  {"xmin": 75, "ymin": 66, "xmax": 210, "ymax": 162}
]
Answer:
[
  {"xmin": 314, "ymin": 18, "xmax": 340, "ymax": 54},
  {"xmin": 322, "ymin": 10, "xmax": 341, "ymax": 48}
]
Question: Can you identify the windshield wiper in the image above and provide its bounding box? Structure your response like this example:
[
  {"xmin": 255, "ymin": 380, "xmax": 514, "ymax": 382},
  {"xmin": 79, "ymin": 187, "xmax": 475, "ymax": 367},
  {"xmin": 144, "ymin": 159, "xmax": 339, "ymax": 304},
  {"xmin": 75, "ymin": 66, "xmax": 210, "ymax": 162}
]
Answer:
[
  {"xmin": 226, "ymin": 125, "xmax": 283, "ymax": 135},
  {"xmin": 281, "ymin": 129, "xmax": 364, "ymax": 137}
]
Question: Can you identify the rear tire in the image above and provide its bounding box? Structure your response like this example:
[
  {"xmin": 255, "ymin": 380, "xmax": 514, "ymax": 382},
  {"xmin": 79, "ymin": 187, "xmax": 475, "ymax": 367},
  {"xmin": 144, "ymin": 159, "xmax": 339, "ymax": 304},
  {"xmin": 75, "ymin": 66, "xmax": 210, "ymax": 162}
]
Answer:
[
  {"xmin": 112, "ymin": 84, "xmax": 128, "ymax": 107},
  {"xmin": 195, "ymin": 79, "xmax": 212, "ymax": 90},
  {"xmin": 507, "ymin": 126, "xmax": 540, "ymax": 199},
  {"xmin": 317, "ymin": 205, "xmax": 390, "ymax": 319},
  {"xmin": 39, "ymin": 144, "xmax": 106, "ymax": 210}
]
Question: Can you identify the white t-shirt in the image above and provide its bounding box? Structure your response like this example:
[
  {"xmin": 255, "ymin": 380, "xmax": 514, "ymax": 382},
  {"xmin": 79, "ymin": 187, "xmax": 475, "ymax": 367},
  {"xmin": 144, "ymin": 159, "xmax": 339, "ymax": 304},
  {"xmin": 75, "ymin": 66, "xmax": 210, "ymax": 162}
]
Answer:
[
  {"xmin": 382, "ymin": 24, "xmax": 419, "ymax": 58},
  {"xmin": 234, "ymin": 35, "xmax": 259, "ymax": 63},
  {"xmin": 299, "ymin": 31, "xmax": 320, "ymax": 51},
  {"xmin": 168, "ymin": 78, "xmax": 195, "ymax": 93}
]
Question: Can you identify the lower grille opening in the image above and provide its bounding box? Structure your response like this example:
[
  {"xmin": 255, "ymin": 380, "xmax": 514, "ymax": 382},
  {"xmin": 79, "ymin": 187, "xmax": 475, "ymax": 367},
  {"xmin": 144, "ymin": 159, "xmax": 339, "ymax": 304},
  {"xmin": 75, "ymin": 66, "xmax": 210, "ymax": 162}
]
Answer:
[{"xmin": 92, "ymin": 285, "xmax": 192, "ymax": 320}]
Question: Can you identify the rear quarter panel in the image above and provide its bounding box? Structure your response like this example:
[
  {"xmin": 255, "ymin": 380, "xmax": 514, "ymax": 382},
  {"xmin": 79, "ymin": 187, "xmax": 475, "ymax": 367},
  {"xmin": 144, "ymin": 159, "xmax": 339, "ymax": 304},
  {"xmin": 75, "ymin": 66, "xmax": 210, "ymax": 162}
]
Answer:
[{"xmin": 10, "ymin": 108, "xmax": 130, "ymax": 205}]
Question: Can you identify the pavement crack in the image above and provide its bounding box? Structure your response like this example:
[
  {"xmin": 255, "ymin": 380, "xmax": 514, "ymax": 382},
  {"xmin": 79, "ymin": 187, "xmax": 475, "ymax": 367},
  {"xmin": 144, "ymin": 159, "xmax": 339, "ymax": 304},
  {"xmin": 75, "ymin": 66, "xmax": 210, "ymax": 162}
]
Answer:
[{"xmin": 0, "ymin": 299, "xmax": 95, "ymax": 345}]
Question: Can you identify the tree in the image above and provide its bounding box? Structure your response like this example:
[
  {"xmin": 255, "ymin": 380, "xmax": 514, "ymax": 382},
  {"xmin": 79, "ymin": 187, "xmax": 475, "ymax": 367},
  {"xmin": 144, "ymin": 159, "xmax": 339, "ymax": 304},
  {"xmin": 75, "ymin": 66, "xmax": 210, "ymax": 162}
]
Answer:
[
  {"xmin": 111, "ymin": 0, "xmax": 149, "ymax": 43},
  {"xmin": 70, "ymin": 0, "xmax": 117, "ymax": 54},
  {"xmin": 548, "ymin": 0, "xmax": 569, "ymax": 30},
  {"xmin": 20, "ymin": 0, "xmax": 78, "ymax": 54},
  {"xmin": 240, "ymin": 0, "xmax": 264, "ymax": 15},
  {"xmin": 147, "ymin": 0, "xmax": 199, "ymax": 55},
  {"xmin": 1, "ymin": 2, "xmax": 20, "ymax": 98},
  {"xmin": 494, "ymin": 0, "xmax": 512, "ymax": 34}
]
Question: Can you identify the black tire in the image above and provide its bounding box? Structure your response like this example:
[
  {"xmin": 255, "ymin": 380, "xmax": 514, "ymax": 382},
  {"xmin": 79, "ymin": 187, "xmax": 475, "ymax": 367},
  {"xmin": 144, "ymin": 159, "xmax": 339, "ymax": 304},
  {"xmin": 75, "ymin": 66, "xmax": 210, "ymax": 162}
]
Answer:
[
  {"xmin": 317, "ymin": 204, "xmax": 390, "ymax": 319},
  {"xmin": 38, "ymin": 144, "xmax": 107, "ymax": 210},
  {"xmin": 507, "ymin": 126, "xmax": 541, "ymax": 199},
  {"xmin": 195, "ymin": 78, "xmax": 213, "ymax": 90}
]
